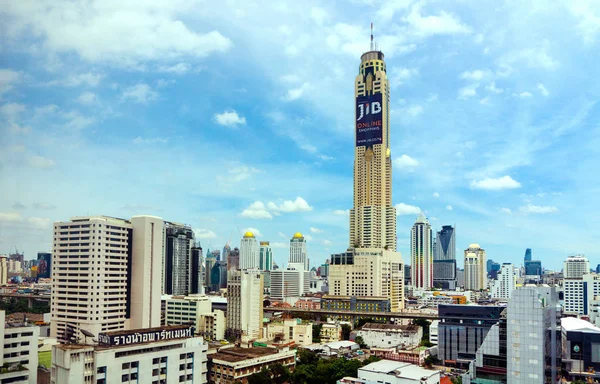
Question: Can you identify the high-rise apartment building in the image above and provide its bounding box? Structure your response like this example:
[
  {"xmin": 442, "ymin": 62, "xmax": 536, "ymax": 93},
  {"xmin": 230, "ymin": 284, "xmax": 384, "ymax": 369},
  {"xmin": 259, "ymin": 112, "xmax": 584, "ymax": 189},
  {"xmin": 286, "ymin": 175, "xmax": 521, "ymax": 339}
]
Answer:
[
  {"xmin": 204, "ymin": 250, "xmax": 217, "ymax": 289},
  {"xmin": 491, "ymin": 263, "xmax": 515, "ymax": 299},
  {"xmin": 464, "ymin": 244, "xmax": 487, "ymax": 291},
  {"xmin": 507, "ymin": 285, "xmax": 561, "ymax": 383},
  {"xmin": 164, "ymin": 222, "xmax": 194, "ymax": 295},
  {"xmin": 349, "ymin": 37, "xmax": 396, "ymax": 251},
  {"xmin": 226, "ymin": 269, "xmax": 263, "ymax": 341},
  {"xmin": 191, "ymin": 243, "xmax": 204, "ymax": 294},
  {"xmin": 222, "ymin": 243, "xmax": 231, "ymax": 264},
  {"xmin": 411, "ymin": 214, "xmax": 433, "ymax": 289},
  {"xmin": 259, "ymin": 242, "xmax": 273, "ymax": 271},
  {"xmin": 433, "ymin": 225, "xmax": 457, "ymax": 289},
  {"xmin": 0, "ymin": 256, "xmax": 7, "ymax": 285},
  {"xmin": 289, "ymin": 233, "xmax": 308, "ymax": 270},
  {"xmin": 564, "ymin": 255, "xmax": 590, "ymax": 279},
  {"xmin": 239, "ymin": 232, "xmax": 259, "ymax": 270}
]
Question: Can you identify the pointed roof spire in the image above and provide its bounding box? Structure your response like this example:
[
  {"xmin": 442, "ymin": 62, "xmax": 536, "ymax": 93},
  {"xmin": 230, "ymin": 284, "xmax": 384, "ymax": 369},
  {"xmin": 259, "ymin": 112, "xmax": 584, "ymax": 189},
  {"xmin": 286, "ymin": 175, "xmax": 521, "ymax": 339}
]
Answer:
[{"xmin": 370, "ymin": 22, "xmax": 374, "ymax": 51}]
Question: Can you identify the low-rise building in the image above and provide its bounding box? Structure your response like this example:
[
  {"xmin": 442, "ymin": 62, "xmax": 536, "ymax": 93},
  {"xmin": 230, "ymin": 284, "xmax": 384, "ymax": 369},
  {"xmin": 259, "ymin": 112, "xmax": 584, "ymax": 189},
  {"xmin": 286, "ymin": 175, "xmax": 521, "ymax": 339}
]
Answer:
[
  {"xmin": 51, "ymin": 325, "xmax": 208, "ymax": 384},
  {"xmin": 0, "ymin": 310, "xmax": 39, "ymax": 384},
  {"xmin": 320, "ymin": 322, "xmax": 342, "ymax": 343},
  {"xmin": 352, "ymin": 323, "xmax": 421, "ymax": 349},
  {"xmin": 164, "ymin": 295, "xmax": 225, "ymax": 341},
  {"xmin": 294, "ymin": 298, "xmax": 321, "ymax": 310},
  {"xmin": 339, "ymin": 359, "xmax": 440, "ymax": 384},
  {"xmin": 321, "ymin": 340, "xmax": 360, "ymax": 357},
  {"xmin": 265, "ymin": 318, "xmax": 312, "ymax": 346},
  {"xmin": 561, "ymin": 317, "xmax": 600, "ymax": 383},
  {"xmin": 208, "ymin": 347, "xmax": 295, "ymax": 383},
  {"xmin": 429, "ymin": 320, "xmax": 439, "ymax": 345}
]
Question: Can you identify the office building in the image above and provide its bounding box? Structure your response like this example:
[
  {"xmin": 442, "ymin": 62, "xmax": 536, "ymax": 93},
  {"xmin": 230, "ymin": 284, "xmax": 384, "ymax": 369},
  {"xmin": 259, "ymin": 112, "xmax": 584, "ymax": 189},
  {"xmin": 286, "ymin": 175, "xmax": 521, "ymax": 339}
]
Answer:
[
  {"xmin": 222, "ymin": 243, "xmax": 231, "ymax": 264},
  {"xmin": 464, "ymin": 244, "xmax": 487, "ymax": 291},
  {"xmin": 259, "ymin": 241, "xmax": 273, "ymax": 271},
  {"xmin": 433, "ymin": 225, "xmax": 456, "ymax": 289},
  {"xmin": 51, "ymin": 325, "xmax": 208, "ymax": 384},
  {"xmin": 438, "ymin": 304, "xmax": 503, "ymax": 368},
  {"xmin": 265, "ymin": 318, "xmax": 313, "ymax": 346},
  {"xmin": 208, "ymin": 347, "xmax": 295, "ymax": 384},
  {"xmin": 524, "ymin": 260, "xmax": 542, "ymax": 277},
  {"xmin": 239, "ymin": 232, "xmax": 259, "ymax": 270},
  {"xmin": 0, "ymin": 310, "xmax": 39, "ymax": 384},
  {"xmin": 524, "ymin": 248, "xmax": 532, "ymax": 262},
  {"xmin": 269, "ymin": 268, "xmax": 309, "ymax": 304},
  {"xmin": 564, "ymin": 255, "xmax": 590, "ymax": 279},
  {"xmin": 289, "ymin": 232, "xmax": 308, "ymax": 270},
  {"xmin": 319, "ymin": 262, "xmax": 329, "ymax": 278},
  {"xmin": 561, "ymin": 317, "xmax": 600, "ymax": 382},
  {"xmin": 410, "ymin": 214, "xmax": 433, "ymax": 289},
  {"xmin": 465, "ymin": 307, "xmax": 508, "ymax": 383},
  {"xmin": 191, "ymin": 243, "xmax": 204, "ymax": 294},
  {"xmin": 490, "ymin": 263, "xmax": 515, "ymax": 299},
  {"xmin": 349, "ymin": 35, "xmax": 396, "ymax": 252},
  {"xmin": 226, "ymin": 269, "xmax": 263, "ymax": 341},
  {"xmin": 164, "ymin": 295, "xmax": 225, "ymax": 341},
  {"xmin": 204, "ymin": 251, "xmax": 217, "ymax": 290},
  {"xmin": 164, "ymin": 222, "xmax": 194, "ymax": 295},
  {"xmin": 329, "ymin": 248, "xmax": 404, "ymax": 311},
  {"xmin": 506, "ymin": 285, "xmax": 561, "ymax": 383},
  {"xmin": 564, "ymin": 273, "xmax": 600, "ymax": 316},
  {"xmin": 456, "ymin": 268, "xmax": 464, "ymax": 288},
  {"xmin": 51, "ymin": 216, "xmax": 134, "ymax": 342}
]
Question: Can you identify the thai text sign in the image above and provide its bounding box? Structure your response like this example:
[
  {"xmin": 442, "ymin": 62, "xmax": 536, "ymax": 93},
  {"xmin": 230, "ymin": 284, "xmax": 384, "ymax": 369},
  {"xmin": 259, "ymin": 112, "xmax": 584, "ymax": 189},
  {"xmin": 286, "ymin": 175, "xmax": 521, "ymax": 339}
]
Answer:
[{"xmin": 98, "ymin": 326, "xmax": 194, "ymax": 347}]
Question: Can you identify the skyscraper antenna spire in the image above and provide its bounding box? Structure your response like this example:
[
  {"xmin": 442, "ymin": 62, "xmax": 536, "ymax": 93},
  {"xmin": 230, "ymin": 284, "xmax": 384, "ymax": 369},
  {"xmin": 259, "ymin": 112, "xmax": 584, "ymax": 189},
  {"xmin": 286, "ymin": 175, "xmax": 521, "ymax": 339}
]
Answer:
[{"xmin": 370, "ymin": 22, "xmax": 374, "ymax": 51}]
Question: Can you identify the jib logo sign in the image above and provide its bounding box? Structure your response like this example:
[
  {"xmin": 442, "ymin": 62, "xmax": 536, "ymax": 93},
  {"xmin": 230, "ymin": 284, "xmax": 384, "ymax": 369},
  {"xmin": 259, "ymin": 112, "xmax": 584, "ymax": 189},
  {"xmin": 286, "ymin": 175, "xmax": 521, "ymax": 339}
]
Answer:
[
  {"xmin": 355, "ymin": 93, "xmax": 383, "ymax": 147},
  {"xmin": 357, "ymin": 100, "xmax": 382, "ymax": 121}
]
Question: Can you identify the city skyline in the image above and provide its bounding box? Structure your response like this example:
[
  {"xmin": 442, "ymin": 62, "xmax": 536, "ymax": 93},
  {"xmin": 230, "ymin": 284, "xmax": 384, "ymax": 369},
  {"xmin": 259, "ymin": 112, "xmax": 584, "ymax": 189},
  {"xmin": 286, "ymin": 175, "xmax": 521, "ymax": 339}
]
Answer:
[{"xmin": 2, "ymin": 1, "xmax": 600, "ymax": 270}]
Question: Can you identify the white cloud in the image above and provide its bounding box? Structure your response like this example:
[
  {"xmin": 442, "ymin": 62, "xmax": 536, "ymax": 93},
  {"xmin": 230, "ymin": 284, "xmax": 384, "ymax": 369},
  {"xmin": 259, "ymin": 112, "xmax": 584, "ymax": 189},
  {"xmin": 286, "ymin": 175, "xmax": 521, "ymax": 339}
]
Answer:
[
  {"xmin": 156, "ymin": 79, "xmax": 176, "ymax": 88},
  {"xmin": 276, "ymin": 197, "xmax": 313, "ymax": 213},
  {"xmin": 1, "ymin": 102, "xmax": 26, "ymax": 120},
  {"xmin": 304, "ymin": 234, "xmax": 314, "ymax": 241},
  {"xmin": 47, "ymin": 73, "xmax": 103, "ymax": 87},
  {"xmin": 389, "ymin": 67, "xmax": 419, "ymax": 88},
  {"xmin": 28, "ymin": 155, "xmax": 55, "ymax": 168},
  {"xmin": 4, "ymin": 3, "xmax": 232, "ymax": 67},
  {"xmin": 446, "ymin": 205, "xmax": 453, "ymax": 211},
  {"xmin": 479, "ymin": 96, "xmax": 490, "ymax": 105},
  {"xmin": 217, "ymin": 164, "xmax": 261, "ymax": 185},
  {"xmin": 395, "ymin": 203, "xmax": 421, "ymax": 215},
  {"xmin": 322, "ymin": 239, "xmax": 333, "ymax": 246},
  {"xmin": 460, "ymin": 69, "xmax": 488, "ymax": 81},
  {"xmin": 34, "ymin": 105, "xmax": 59, "ymax": 116},
  {"xmin": 158, "ymin": 63, "xmax": 191, "ymax": 74},
  {"xmin": 193, "ymin": 228, "xmax": 217, "ymax": 239},
  {"xmin": 459, "ymin": 84, "xmax": 479, "ymax": 99},
  {"xmin": 0, "ymin": 69, "xmax": 23, "ymax": 95},
  {"xmin": 77, "ymin": 91, "xmax": 98, "ymax": 105},
  {"xmin": 242, "ymin": 227, "xmax": 262, "ymax": 237},
  {"xmin": 519, "ymin": 204, "xmax": 558, "ymax": 214},
  {"xmin": 310, "ymin": 227, "xmax": 323, "ymax": 233},
  {"xmin": 240, "ymin": 201, "xmax": 272, "ymax": 219},
  {"xmin": 27, "ymin": 217, "xmax": 52, "ymax": 229},
  {"xmin": 62, "ymin": 111, "xmax": 95, "ymax": 130},
  {"xmin": 282, "ymin": 83, "xmax": 311, "ymax": 101},
  {"xmin": 310, "ymin": 7, "xmax": 329, "ymax": 24},
  {"xmin": 464, "ymin": 140, "xmax": 477, "ymax": 149},
  {"xmin": 433, "ymin": 192, "xmax": 440, "ymax": 198},
  {"xmin": 214, "ymin": 110, "xmax": 246, "ymax": 127},
  {"xmin": 470, "ymin": 176, "xmax": 522, "ymax": 190},
  {"xmin": 280, "ymin": 74, "xmax": 301, "ymax": 84},
  {"xmin": 317, "ymin": 154, "xmax": 334, "ymax": 161},
  {"xmin": 132, "ymin": 136, "xmax": 168, "ymax": 144},
  {"xmin": 394, "ymin": 154, "xmax": 419, "ymax": 172},
  {"xmin": 277, "ymin": 232, "xmax": 287, "ymax": 238},
  {"xmin": 402, "ymin": 105, "xmax": 424, "ymax": 117},
  {"xmin": 500, "ymin": 207, "xmax": 512, "ymax": 214},
  {"xmin": 485, "ymin": 82, "xmax": 503, "ymax": 94},
  {"xmin": 33, "ymin": 203, "xmax": 56, "ymax": 210},
  {"xmin": 406, "ymin": 5, "xmax": 472, "ymax": 37},
  {"xmin": 333, "ymin": 209, "xmax": 349, "ymax": 216},
  {"xmin": 121, "ymin": 84, "xmax": 158, "ymax": 103},
  {"xmin": 537, "ymin": 83, "xmax": 549, "ymax": 97},
  {"xmin": 270, "ymin": 242, "xmax": 287, "ymax": 249},
  {"xmin": 514, "ymin": 91, "xmax": 533, "ymax": 98},
  {"xmin": 0, "ymin": 212, "xmax": 22, "ymax": 222}
]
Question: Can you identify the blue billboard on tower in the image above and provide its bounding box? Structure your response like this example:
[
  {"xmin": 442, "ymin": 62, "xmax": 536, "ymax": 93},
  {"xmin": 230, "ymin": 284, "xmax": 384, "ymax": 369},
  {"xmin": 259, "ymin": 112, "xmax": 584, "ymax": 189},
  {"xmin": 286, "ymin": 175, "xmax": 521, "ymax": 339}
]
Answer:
[
  {"xmin": 37, "ymin": 252, "xmax": 52, "ymax": 280},
  {"xmin": 356, "ymin": 93, "xmax": 383, "ymax": 147}
]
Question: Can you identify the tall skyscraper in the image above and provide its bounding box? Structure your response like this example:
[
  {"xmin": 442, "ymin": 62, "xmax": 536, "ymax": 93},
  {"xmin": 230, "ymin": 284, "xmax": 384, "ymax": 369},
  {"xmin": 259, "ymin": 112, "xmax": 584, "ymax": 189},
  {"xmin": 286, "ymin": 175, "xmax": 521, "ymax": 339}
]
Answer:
[
  {"xmin": 564, "ymin": 255, "xmax": 590, "ymax": 279},
  {"xmin": 524, "ymin": 248, "xmax": 532, "ymax": 262},
  {"xmin": 328, "ymin": 30, "xmax": 404, "ymax": 311},
  {"xmin": 349, "ymin": 33, "xmax": 396, "ymax": 252},
  {"xmin": 163, "ymin": 222, "xmax": 194, "ymax": 295},
  {"xmin": 435, "ymin": 225, "xmax": 455, "ymax": 261},
  {"xmin": 464, "ymin": 244, "xmax": 487, "ymax": 291},
  {"xmin": 239, "ymin": 232, "xmax": 259, "ymax": 270},
  {"xmin": 259, "ymin": 242, "xmax": 273, "ymax": 271},
  {"xmin": 222, "ymin": 243, "xmax": 231, "ymax": 264},
  {"xmin": 190, "ymin": 242, "xmax": 204, "ymax": 294},
  {"xmin": 226, "ymin": 269, "xmax": 263, "ymax": 341},
  {"xmin": 411, "ymin": 214, "xmax": 433, "ymax": 289},
  {"xmin": 289, "ymin": 233, "xmax": 308, "ymax": 270},
  {"xmin": 0, "ymin": 256, "xmax": 7, "ymax": 285},
  {"xmin": 433, "ymin": 225, "xmax": 456, "ymax": 289},
  {"xmin": 204, "ymin": 250, "xmax": 217, "ymax": 289}
]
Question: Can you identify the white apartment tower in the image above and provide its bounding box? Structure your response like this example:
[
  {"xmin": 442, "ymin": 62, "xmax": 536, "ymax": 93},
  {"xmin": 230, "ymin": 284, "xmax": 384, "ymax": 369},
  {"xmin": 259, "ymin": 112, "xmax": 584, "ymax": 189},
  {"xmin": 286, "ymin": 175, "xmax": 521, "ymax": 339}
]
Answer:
[
  {"xmin": 563, "ymin": 255, "xmax": 590, "ymax": 279},
  {"xmin": 491, "ymin": 263, "xmax": 515, "ymax": 299},
  {"xmin": 0, "ymin": 256, "xmax": 7, "ymax": 285},
  {"xmin": 464, "ymin": 244, "xmax": 487, "ymax": 291},
  {"xmin": 349, "ymin": 36, "xmax": 396, "ymax": 252},
  {"xmin": 289, "ymin": 232, "xmax": 308, "ymax": 270},
  {"xmin": 410, "ymin": 214, "xmax": 433, "ymax": 289},
  {"xmin": 239, "ymin": 232, "xmax": 259, "ymax": 270},
  {"xmin": 226, "ymin": 269, "xmax": 263, "ymax": 340}
]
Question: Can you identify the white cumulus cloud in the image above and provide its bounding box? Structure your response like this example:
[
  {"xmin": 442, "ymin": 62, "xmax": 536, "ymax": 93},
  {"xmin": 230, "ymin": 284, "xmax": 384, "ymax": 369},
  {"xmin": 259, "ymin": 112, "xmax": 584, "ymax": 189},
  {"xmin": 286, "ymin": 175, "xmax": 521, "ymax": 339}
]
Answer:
[
  {"xmin": 240, "ymin": 201, "xmax": 272, "ymax": 219},
  {"xmin": 275, "ymin": 197, "xmax": 313, "ymax": 213},
  {"xmin": 394, "ymin": 154, "xmax": 419, "ymax": 172},
  {"xmin": 193, "ymin": 228, "xmax": 217, "ymax": 239},
  {"xmin": 537, "ymin": 83, "xmax": 549, "ymax": 97},
  {"xmin": 460, "ymin": 69, "xmax": 489, "ymax": 81},
  {"xmin": 121, "ymin": 84, "xmax": 158, "ymax": 103},
  {"xmin": 242, "ymin": 227, "xmax": 262, "ymax": 237},
  {"xmin": 333, "ymin": 209, "xmax": 349, "ymax": 216},
  {"xmin": 214, "ymin": 110, "xmax": 246, "ymax": 127},
  {"xmin": 395, "ymin": 203, "xmax": 421, "ymax": 216},
  {"xmin": 446, "ymin": 205, "xmax": 453, "ymax": 211},
  {"xmin": 310, "ymin": 227, "xmax": 323, "ymax": 233},
  {"xmin": 77, "ymin": 92, "xmax": 98, "ymax": 105},
  {"xmin": 500, "ymin": 207, "xmax": 512, "ymax": 214},
  {"xmin": 519, "ymin": 204, "xmax": 558, "ymax": 214},
  {"xmin": 470, "ymin": 176, "xmax": 521, "ymax": 190}
]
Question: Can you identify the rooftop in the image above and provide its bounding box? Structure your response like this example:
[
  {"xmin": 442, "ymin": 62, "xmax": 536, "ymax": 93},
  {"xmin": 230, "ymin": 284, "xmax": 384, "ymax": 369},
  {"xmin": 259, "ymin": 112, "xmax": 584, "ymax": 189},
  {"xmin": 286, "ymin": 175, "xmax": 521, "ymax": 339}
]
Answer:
[
  {"xmin": 360, "ymin": 323, "xmax": 419, "ymax": 333},
  {"xmin": 324, "ymin": 340, "xmax": 358, "ymax": 349},
  {"xmin": 103, "ymin": 324, "xmax": 190, "ymax": 337},
  {"xmin": 360, "ymin": 359, "xmax": 439, "ymax": 380},
  {"xmin": 562, "ymin": 317, "xmax": 600, "ymax": 333},
  {"xmin": 210, "ymin": 347, "xmax": 280, "ymax": 362}
]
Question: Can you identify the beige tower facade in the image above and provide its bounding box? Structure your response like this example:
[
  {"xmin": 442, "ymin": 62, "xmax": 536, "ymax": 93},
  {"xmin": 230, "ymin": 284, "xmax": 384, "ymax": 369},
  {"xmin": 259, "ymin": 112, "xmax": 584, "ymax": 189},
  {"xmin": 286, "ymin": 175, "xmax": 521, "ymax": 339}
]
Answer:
[
  {"xmin": 350, "ymin": 49, "xmax": 396, "ymax": 251},
  {"xmin": 464, "ymin": 244, "xmax": 487, "ymax": 291}
]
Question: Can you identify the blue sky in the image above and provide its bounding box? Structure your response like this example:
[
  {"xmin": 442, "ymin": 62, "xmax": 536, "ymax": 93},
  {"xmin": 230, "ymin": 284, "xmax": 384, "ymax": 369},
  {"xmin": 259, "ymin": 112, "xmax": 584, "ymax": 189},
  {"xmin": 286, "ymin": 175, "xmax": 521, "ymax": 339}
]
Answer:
[{"xmin": 1, "ymin": 0, "xmax": 599, "ymax": 271}]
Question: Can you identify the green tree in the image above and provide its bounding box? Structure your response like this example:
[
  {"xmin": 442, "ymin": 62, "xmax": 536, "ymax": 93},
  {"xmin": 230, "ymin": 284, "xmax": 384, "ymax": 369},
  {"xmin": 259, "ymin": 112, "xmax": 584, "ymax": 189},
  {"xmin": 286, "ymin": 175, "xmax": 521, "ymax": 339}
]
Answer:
[
  {"xmin": 269, "ymin": 363, "xmax": 290, "ymax": 384},
  {"xmin": 361, "ymin": 355, "xmax": 381, "ymax": 366},
  {"xmin": 341, "ymin": 324, "xmax": 352, "ymax": 340},
  {"xmin": 312, "ymin": 323, "xmax": 322, "ymax": 342},
  {"xmin": 248, "ymin": 367, "xmax": 273, "ymax": 384},
  {"xmin": 354, "ymin": 335, "xmax": 367, "ymax": 349},
  {"xmin": 450, "ymin": 377, "xmax": 463, "ymax": 384}
]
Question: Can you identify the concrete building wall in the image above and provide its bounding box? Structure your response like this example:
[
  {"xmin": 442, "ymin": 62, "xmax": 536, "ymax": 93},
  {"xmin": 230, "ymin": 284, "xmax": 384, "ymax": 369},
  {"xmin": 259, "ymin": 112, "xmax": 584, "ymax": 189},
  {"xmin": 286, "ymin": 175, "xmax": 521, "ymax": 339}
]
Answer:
[{"xmin": 0, "ymin": 311, "xmax": 39, "ymax": 384}]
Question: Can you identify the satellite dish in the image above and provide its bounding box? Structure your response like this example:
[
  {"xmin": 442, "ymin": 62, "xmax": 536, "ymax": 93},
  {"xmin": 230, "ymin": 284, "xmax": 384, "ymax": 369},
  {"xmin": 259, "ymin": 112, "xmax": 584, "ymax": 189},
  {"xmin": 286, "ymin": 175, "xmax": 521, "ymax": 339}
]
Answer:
[{"xmin": 81, "ymin": 329, "xmax": 95, "ymax": 338}]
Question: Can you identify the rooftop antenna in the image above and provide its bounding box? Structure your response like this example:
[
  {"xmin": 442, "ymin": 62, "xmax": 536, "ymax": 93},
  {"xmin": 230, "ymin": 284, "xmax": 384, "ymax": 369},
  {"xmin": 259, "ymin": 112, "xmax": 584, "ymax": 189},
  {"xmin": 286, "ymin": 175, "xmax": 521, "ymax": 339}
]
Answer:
[{"xmin": 370, "ymin": 22, "xmax": 374, "ymax": 51}]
